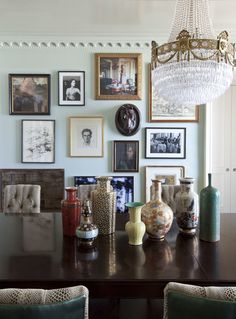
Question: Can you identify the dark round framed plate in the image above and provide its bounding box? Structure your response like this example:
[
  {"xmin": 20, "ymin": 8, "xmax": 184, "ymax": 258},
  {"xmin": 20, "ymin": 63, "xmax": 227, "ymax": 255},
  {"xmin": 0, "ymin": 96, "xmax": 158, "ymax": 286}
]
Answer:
[{"xmin": 115, "ymin": 104, "xmax": 141, "ymax": 136}]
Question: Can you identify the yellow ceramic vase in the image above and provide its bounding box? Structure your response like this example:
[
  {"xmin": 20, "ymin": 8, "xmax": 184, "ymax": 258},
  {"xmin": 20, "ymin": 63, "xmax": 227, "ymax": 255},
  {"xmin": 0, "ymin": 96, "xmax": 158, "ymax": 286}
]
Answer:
[{"xmin": 125, "ymin": 202, "xmax": 146, "ymax": 246}]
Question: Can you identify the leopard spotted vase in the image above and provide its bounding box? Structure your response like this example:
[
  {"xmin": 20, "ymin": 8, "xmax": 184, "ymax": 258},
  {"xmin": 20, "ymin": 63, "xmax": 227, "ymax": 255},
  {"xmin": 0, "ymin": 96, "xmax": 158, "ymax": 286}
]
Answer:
[{"xmin": 91, "ymin": 176, "xmax": 116, "ymax": 235}]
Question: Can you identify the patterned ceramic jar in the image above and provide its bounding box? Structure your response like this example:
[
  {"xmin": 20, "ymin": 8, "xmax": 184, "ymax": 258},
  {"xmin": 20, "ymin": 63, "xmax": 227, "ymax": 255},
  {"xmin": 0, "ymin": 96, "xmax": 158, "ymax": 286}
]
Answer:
[
  {"xmin": 141, "ymin": 180, "xmax": 173, "ymax": 240},
  {"xmin": 175, "ymin": 177, "xmax": 199, "ymax": 236}
]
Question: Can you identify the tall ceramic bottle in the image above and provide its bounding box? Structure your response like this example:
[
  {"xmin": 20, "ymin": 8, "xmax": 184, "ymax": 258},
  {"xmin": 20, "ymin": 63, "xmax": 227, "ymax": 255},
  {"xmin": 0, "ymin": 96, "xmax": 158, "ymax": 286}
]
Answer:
[
  {"xmin": 91, "ymin": 176, "xmax": 116, "ymax": 235},
  {"xmin": 199, "ymin": 173, "xmax": 220, "ymax": 242},
  {"xmin": 175, "ymin": 178, "xmax": 199, "ymax": 236},
  {"xmin": 141, "ymin": 180, "xmax": 173, "ymax": 240},
  {"xmin": 125, "ymin": 202, "xmax": 145, "ymax": 245},
  {"xmin": 61, "ymin": 187, "xmax": 81, "ymax": 237}
]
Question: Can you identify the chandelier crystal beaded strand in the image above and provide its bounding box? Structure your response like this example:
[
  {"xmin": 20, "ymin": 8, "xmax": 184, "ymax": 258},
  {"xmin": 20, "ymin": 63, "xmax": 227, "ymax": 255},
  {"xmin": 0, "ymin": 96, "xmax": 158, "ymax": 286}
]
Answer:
[{"xmin": 151, "ymin": 0, "xmax": 235, "ymax": 105}]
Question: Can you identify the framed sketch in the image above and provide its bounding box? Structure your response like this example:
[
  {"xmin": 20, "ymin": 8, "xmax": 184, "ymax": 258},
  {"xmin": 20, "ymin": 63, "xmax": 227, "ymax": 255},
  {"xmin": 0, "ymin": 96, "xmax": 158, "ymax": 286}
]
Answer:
[
  {"xmin": 74, "ymin": 176, "xmax": 134, "ymax": 213},
  {"xmin": 145, "ymin": 166, "xmax": 185, "ymax": 202},
  {"xmin": 9, "ymin": 74, "xmax": 50, "ymax": 115},
  {"xmin": 21, "ymin": 120, "xmax": 55, "ymax": 163},
  {"xmin": 69, "ymin": 116, "xmax": 104, "ymax": 157},
  {"xmin": 149, "ymin": 65, "xmax": 199, "ymax": 122},
  {"xmin": 113, "ymin": 140, "xmax": 139, "ymax": 172},
  {"xmin": 145, "ymin": 127, "xmax": 186, "ymax": 159},
  {"xmin": 95, "ymin": 53, "xmax": 142, "ymax": 100},
  {"xmin": 58, "ymin": 71, "xmax": 85, "ymax": 106}
]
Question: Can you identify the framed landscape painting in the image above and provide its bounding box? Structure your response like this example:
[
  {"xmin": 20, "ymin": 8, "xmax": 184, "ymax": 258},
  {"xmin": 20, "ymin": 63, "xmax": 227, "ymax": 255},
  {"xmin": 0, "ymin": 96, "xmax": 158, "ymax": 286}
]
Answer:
[
  {"xmin": 9, "ymin": 74, "xmax": 50, "ymax": 115},
  {"xmin": 149, "ymin": 65, "xmax": 199, "ymax": 122},
  {"xmin": 95, "ymin": 53, "xmax": 142, "ymax": 100},
  {"xmin": 21, "ymin": 120, "xmax": 55, "ymax": 163}
]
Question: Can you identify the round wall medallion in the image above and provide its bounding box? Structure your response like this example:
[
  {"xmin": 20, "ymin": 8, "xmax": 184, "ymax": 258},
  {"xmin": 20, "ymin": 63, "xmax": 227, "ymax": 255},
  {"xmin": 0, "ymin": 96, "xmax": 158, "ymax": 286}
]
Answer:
[{"xmin": 115, "ymin": 104, "xmax": 141, "ymax": 136}]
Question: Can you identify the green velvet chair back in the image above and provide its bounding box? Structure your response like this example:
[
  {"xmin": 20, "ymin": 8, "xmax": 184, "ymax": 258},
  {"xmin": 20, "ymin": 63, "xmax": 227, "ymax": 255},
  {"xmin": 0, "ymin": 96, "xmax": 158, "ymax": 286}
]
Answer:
[
  {"xmin": 164, "ymin": 282, "xmax": 236, "ymax": 319},
  {"xmin": 0, "ymin": 285, "xmax": 88, "ymax": 319}
]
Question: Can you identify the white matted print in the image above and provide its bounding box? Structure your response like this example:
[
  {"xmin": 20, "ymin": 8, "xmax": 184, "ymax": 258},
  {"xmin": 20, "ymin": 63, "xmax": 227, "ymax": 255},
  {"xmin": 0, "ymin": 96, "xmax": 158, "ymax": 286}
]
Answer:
[
  {"xmin": 58, "ymin": 71, "xmax": 85, "ymax": 106},
  {"xmin": 69, "ymin": 116, "xmax": 104, "ymax": 157},
  {"xmin": 21, "ymin": 120, "xmax": 55, "ymax": 163},
  {"xmin": 145, "ymin": 127, "xmax": 186, "ymax": 159},
  {"xmin": 145, "ymin": 165, "xmax": 185, "ymax": 202}
]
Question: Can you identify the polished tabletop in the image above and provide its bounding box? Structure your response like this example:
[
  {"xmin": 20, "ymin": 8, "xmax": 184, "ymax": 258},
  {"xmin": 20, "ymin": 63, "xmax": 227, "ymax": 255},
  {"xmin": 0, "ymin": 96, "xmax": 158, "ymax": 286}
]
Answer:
[{"xmin": 0, "ymin": 212, "xmax": 236, "ymax": 298}]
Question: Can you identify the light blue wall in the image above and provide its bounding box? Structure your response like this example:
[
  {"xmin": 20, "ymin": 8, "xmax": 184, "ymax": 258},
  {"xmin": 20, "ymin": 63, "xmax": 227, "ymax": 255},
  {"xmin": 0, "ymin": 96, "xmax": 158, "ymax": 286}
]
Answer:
[{"xmin": 0, "ymin": 38, "xmax": 204, "ymax": 201}]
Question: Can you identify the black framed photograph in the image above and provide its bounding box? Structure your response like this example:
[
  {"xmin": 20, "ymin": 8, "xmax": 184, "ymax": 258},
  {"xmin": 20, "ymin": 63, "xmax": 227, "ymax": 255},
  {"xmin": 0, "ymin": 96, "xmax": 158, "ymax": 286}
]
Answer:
[
  {"xmin": 9, "ymin": 74, "xmax": 50, "ymax": 115},
  {"xmin": 113, "ymin": 140, "xmax": 139, "ymax": 172},
  {"xmin": 145, "ymin": 127, "xmax": 186, "ymax": 159},
  {"xmin": 21, "ymin": 120, "xmax": 55, "ymax": 163},
  {"xmin": 58, "ymin": 71, "xmax": 85, "ymax": 106},
  {"xmin": 74, "ymin": 176, "xmax": 134, "ymax": 213}
]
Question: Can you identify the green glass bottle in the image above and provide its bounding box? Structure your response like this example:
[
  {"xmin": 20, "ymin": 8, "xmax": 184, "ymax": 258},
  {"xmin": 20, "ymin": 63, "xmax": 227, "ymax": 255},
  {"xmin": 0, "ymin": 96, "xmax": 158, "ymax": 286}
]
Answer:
[{"xmin": 199, "ymin": 173, "xmax": 220, "ymax": 242}]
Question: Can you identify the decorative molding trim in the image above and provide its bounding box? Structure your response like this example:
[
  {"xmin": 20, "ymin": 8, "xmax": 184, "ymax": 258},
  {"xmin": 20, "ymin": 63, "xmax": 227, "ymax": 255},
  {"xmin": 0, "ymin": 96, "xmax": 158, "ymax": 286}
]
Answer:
[{"xmin": 0, "ymin": 41, "xmax": 151, "ymax": 49}]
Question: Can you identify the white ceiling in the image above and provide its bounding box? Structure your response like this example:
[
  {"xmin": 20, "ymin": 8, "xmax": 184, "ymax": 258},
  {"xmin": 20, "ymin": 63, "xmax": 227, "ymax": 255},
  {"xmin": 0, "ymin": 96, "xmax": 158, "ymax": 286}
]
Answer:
[{"xmin": 0, "ymin": 0, "xmax": 235, "ymax": 40}]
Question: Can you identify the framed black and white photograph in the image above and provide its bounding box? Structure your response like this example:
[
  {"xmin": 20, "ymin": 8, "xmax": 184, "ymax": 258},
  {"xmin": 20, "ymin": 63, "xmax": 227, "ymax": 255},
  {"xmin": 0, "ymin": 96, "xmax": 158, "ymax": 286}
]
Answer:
[
  {"xmin": 9, "ymin": 74, "xmax": 50, "ymax": 115},
  {"xmin": 69, "ymin": 116, "xmax": 103, "ymax": 157},
  {"xmin": 21, "ymin": 120, "xmax": 55, "ymax": 163},
  {"xmin": 113, "ymin": 140, "xmax": 139, "ymax": 172},
  {"xmin": 58, "ymin": 71, "xmax": 85, "ymax": 106},
  {"xmin": 74, "ymin": 176, "xmax": 134, "ymax": 213},
  {"xmin": 145, "ymin": 127, "xmax": 186, "ymax": 159}
]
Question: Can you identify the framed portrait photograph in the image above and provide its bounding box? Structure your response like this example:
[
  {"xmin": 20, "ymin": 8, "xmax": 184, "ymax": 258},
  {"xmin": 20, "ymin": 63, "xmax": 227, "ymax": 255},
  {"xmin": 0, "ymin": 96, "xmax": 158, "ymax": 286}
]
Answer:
[
  {"xmin": 69, "ymin": 116, "xmax": 104, "ymax": 157},
  {"xmin": 145, "ymin": 127, "xmax": 186, "ymax": 159},
  {"xmin": 74, "ymin": 176, "xmax": 134, "ymax": 213},
  {"xmin": 21, "ymin": 120, "xmax": 55, "ymax": 163},
  {"xmin": 58, "ymin": 71, "xmax": 85, "ymax": 106},
  {"xmin": 145, "ymin": 165, "xmax": 185, "ymax": 202},
  {"xmin": 149, "ymin": 65, "xmax": 199, "ymax": 122},
  {"xmin": 113, "ymin": 140, "xmax": 139, "ymax": 172},
  {"xmin": 95, "ymin": 53, "xmax": 142, "ymax": 100},
  {"xmin": 9, "ymin": 74, "xmax": 50, "ymax": 115}
]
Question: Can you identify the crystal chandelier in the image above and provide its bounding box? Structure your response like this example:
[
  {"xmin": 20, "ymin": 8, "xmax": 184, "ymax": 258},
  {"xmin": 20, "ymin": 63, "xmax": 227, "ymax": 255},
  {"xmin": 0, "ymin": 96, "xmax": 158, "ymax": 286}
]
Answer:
[{"xmin": 151, "ymin": 0, "xmax": 235, "ymax": 105}]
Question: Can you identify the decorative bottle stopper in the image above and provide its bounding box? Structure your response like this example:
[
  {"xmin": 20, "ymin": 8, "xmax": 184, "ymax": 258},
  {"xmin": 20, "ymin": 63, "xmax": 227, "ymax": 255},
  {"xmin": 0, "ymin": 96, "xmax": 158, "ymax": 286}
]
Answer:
[{"xmin": 76, "ymin": 199, "xmax": 98, "ymax": 246}]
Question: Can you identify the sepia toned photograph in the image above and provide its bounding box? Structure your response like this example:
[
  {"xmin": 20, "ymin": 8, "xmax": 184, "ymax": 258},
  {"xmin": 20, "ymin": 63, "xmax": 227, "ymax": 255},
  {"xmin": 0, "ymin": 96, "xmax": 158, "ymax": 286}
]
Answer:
[
  {"xmin": 113, "ymin": 140, "xmax": 139, "ymax": 172},
  {"xmin": 145, "ymin": 127, "xmax": 186, "ymax": 159},
  {"xmin": 21, "ymin": 120, "xmax": 55, "ymax": 163},
  {"xmin": 9, "ymin": 74, "xmax": 50, "ymax": 115},
  {"xmin": 69, "ymin": 116, "xmax": 103, "ymax": 157},
  {"xmin": 58, "ymin": 71, "xmax": 85, "ymax": 106},
  {"xmin": 95, "ymin": 53, "xmax": 142, "ymax": 100}
]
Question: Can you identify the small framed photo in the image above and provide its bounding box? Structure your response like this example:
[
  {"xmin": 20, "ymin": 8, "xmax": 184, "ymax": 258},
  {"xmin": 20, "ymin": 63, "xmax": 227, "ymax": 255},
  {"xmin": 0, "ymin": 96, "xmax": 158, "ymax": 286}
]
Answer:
[
  {"xmin": 95, "ymin": 53, "xmax": 142, "ymax": 100},
  {"xmin": 145, "ymin": 127, "xmax": 186, "ymax": 159},
  {"xmin": 113, "ymin": 140, "xmax": 139, "ymax": 172},
  {"xmin": 9, "ymin": 74, "xmax": 50, "ymax": 115},
  {"xmin": 69, "ymin": 116, "xmax": 104, "ymax": 157},
  {"xmin": 145, "ymin": 166, "xmax": 185, "ymax": 202},
  {"xmin": 149, "ymin": 65, "xmax": 199, "ymax": 122},
  {"xmin": 21, "ymin": 120, "xmax": 55, "ymax": 163},
  {"xmin": 58, "ymin": 71, "xmax": 85, "ymax": 106}
]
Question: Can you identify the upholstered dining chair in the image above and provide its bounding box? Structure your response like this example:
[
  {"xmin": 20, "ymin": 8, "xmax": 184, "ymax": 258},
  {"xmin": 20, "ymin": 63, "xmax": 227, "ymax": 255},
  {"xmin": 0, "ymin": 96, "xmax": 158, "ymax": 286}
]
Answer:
[
  {"xmin": 164, "ymin": 282, "xmax": 236, "ymax": 319},
  {"xmin": 161, "ymin": 185, "xmax": 181, "ymax": 214},
  {"xmin": 0, "ymin": 285, "xmax": 88, "ymax": 319},
  {"xmin": 3, "ymin": 184, "xmax": 41, "ymax": 213}
]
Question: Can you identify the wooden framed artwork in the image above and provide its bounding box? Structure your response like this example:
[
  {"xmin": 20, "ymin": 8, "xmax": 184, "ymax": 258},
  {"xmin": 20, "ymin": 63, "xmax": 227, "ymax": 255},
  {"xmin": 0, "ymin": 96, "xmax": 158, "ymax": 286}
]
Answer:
[
  {"xmin": 113, "ymin": 140, "xmax": 139, "ymax": 172},
  {"xmin": 69, "ymin": 116, "xmax": 104, "ymax": 157},
  {"xmin": 9, "ymin": 74, "xmax": 50, "ymax": 115},
  {"xmin": 95, "ymin": 53, "xmax": 142, "ymax": 100},
  {"xmin": 149, "ymin": 65, "xmax": 199, "ymax": 122},
  {"xmin": 145, "ymin": 127, "xmax": 186, "ymax": 159},
  {"xmin": 145, "ymin": 165, "xmax": 185, "ymax": 202},
  {"xmin": 58, "ymin": 71, "xmax": 85, "ymax": 106},
  {"xmin": 21, "ymin": 120, "xmax": 55, "ymax": 163}
]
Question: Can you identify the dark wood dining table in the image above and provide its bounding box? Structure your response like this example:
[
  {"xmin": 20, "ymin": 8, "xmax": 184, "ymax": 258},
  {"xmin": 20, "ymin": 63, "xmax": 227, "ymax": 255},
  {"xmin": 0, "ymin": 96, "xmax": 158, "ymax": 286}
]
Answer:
[{"xmin": 0, "ymin": 212, "xmax": 236, "ymax": 299}]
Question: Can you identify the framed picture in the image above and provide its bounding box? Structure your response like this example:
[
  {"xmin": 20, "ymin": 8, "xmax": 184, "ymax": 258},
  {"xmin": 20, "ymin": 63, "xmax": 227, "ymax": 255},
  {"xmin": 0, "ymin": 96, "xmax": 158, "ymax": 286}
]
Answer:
[
  {"xmin": 113, "ymin": 140, "xmax": 139, "ymax": 172},
  {"xmin": 145, "ymin": 166, "xmax": 185, "ymax": 202},
  {"xmin": 58, "ymin": 71, "xmax": 85, "ymax": 106},
  {"xmin": 74, "ymin": 176, "xmax": 134, "ymax": 213},
  {"xmin": 69, "ymin": 116, "xmax": 104, "ymax": 157},
  {"xmin": 145, "ymin": 127, "xmax": 186, "ymax": 159},
  {"xmin": 95, "ymin": 53, "xmax": 142, "ymax": 100},
  {"xmin": 21, "ymin": 120, "xmax": 55, "ymax": 163},
  {"xmin": 115, "ymin": 104, "xmax": 141, "ymax": 136},
  {"xmin": 9, "ymin": 74, "xmax": 50, "ymax": 115},
  {"xmin": 149, "ymin": 65, "xmax": 199, "ymax": 122}
]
